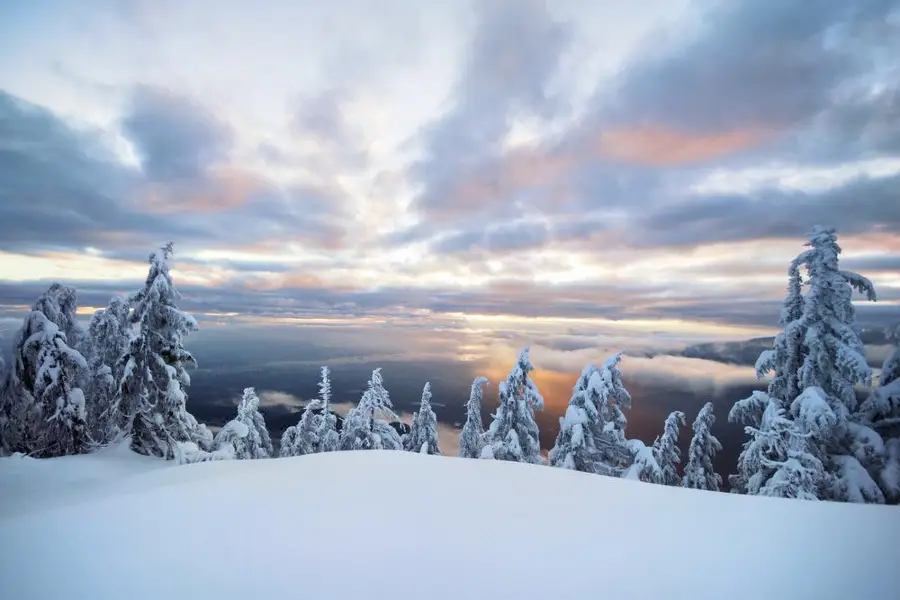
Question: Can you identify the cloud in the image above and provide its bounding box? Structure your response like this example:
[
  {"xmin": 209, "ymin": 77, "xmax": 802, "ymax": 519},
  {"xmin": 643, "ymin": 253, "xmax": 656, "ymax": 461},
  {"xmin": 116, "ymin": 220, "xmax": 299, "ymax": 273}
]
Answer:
[
  {"xmin": 256, "ymin": 390, "xmax": 306, "ymax": 409},
  {"xmin": 409, "ymin": 0, "xmax": 572, "ymax": 219},
  {"xmin": 122, "ymin": 84, "xmax": 233, "ymax": 183}
]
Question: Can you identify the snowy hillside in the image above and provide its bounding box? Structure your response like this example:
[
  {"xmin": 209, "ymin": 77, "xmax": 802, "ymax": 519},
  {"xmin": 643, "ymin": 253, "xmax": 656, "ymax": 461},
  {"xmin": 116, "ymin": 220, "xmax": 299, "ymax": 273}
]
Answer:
[{"xmin": 1, "ymin": 444, "xmax": 897, "ymax": 600}]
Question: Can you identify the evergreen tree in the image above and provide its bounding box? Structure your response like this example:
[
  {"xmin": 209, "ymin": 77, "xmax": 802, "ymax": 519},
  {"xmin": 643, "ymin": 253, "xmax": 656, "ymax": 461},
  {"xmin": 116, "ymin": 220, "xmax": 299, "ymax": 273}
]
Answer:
[
  {"xmin": 682, "ymin": 402, "xmax": 723, "ymax": 492},
  {"xmin": 653, "ymin": 411, "xmax": 686, "ymax": 486},
  {"xmin": 114, "ymin": 243, "xmax": 206, "ymax": 458},
  {"xmin": 405, "ymin": 382, "xmax": 441, "ymax": 455},
  {"xmin": 738, "ymin": 394, "xmax": 826, "ymax": 500},
  {"xmin": 282, "ymin": 367, "xmax": 336, "ymax": 457},
  {"xmin": 279, "ymin": 425, "xmax": 299, "ymax": 458},
  {"xmin": 314, "ymin": 366, "xmax": 340, "ymax": 453},
  {"xmin": 586, "ymin": 353, "xmax": 634, "ymax": 475},
  {"xmin": 2, "ymin": 285, "xmax": 88, "ymax": 454},
  {"xmin": 730, "ymin": 227, "xmax": 882, "ymax": 502},
  {"xmin": 458, "ymin": 376, "xmax": 489, "ymax": 459},
  {"xmin": 549, "ymin": 364, "xmax": 603, "ymax": 472},
  {"xmin": 623, "ymin": 439, "xmax": 663, "ymax": 483},
  {"xmin": 219, "ymin": 387, "xmax": 273, "ymax": 459},
  {"xmin": 482, "ymin": 347, "xmax": 544, "ymax": 464},
  {"xmin": 28, "ymin": 318, "xmax": 90, "ymax": 457},
  {"xmin": 339, "ymin": 368, "xmax": 403, "ymax": 451},
  {"xmin": 858, "ymin": 325, "xmax": 900, "ymax": 503},
  {"xmin": 86, "ymin": 296, "xmax": 130, "ymax": 444}
]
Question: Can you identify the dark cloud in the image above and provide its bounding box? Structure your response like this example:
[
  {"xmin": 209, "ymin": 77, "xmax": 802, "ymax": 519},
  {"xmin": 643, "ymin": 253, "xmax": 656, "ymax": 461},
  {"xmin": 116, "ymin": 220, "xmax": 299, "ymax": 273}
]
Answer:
[
  {"xmin": 636, "ymin": 172, "xmax": 900, "ymax": 247},
  {"xmin": 122, "ymin": 84, "xmax": 233, "ymax": 183},
  {"xmin": 602, "ymin": 0, "xmax": 899, "ymax": 156},
  {"xmin": 0, "ymin": 89, "xmax": 201, "ymax": 254},
  {"xmin": 408, "ymin": 0, "xmax": 572, "ymax": 220},
  {"xmin": 0, "ymin": 87, "xmax": 351, "ymax": 256}
]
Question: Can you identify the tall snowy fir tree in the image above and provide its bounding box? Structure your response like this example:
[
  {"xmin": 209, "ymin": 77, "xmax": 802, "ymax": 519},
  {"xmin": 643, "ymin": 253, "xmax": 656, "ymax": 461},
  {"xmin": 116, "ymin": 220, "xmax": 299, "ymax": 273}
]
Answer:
[
  {"xmin": 340, "ymin": 368, "xmax": 403, "ymax": 451},
  {"xmin": 2, "ymin": 284, "xmax": 89, "ymax": 454},
  {"xmin": 405, "ymin": 382, "xmax": 441, "ymax": 455},
  {"xmin": 683, "ymin": 403, "xmax": 723, "ymax": 492},
  {"xmin": 458, "ymin": 377, "xmax": 489, "ymax": 459},
  {"xmin": 217, "ymin": 387, "xmax": 273, "ymax": 459},
  {"xmin": 113, "ymin": 243, "xmax": 207, "ymax": 459},
  {"xmin": 653, "ymin": 411, "xmax": 685, "ymax": 486},
  {"xmin": 281, "ymin": 366, "xmax": 337, "ymax": 457},
  {"xmin": 314, "ymin": 366, "xmax": 340, "ymax": 453},
  {"xmin": 86, "ymin": 296, "xmax": 130, "ymax": 444},
  {"xmin": 549, "ymin": 364, "xmax": 605, "ymax": 472},
  {"xmin": 482, "ymin": 347, "xmax": 544, "ymax": 464},
  {"xmin": 858, "ymin": 325, "xmax": 900, "ymax": 503},
  {"xmin": 731, "ymin": 227, "xmax": 882, "ymax": 502},
  {"xmin": 28, "ymin": 319, "xmax": 90, "ymax": 457},
  {"xmin": 584, "ymin": 353, "xmax": 635, "ymax": 475}
]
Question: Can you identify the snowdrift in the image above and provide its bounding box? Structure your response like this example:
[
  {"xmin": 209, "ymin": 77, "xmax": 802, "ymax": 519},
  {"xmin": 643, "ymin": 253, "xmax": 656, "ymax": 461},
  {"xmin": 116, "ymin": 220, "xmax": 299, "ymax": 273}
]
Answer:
[{"xmin": 1, "ymin": 444, "xmax": 897, "ymax": 600}]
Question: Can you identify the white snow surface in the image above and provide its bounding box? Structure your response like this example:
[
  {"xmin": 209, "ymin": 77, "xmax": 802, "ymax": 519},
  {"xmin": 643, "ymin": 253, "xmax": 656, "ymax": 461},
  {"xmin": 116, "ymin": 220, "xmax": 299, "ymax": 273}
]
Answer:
[{"xmin": 1, "ymin": 442, "xmax": 898, "ymax": 600}]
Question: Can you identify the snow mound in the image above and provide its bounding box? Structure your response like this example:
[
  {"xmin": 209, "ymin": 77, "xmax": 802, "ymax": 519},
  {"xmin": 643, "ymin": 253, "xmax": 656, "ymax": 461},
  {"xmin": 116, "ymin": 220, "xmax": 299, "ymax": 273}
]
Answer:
[{"xmin": 1, "ymin": 448, "xmax": 898, "ymax": 600}]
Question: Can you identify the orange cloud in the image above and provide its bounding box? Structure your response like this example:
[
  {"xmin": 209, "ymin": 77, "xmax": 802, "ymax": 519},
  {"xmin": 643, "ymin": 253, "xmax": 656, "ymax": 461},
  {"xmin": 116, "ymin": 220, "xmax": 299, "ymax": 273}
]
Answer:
[
  {"xmin": 139, "ymin": 167, "xmax": 267, "ymax": 214},
  {"xmin": 597, "ymin": 126, "xmax": 773, "ymax": 166},
  {"xmin": 442, "ymin": 149, "xmax": 577, "ymax": 214}
]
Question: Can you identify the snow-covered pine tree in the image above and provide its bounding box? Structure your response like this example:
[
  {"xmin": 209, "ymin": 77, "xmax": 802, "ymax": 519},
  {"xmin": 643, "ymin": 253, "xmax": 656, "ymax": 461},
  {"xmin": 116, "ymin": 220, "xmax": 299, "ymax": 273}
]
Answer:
[
  {"xmin": 114, "ymin": 243, "xmax": 207, "ymax": 459},
  {"xmin": 549, "ymin": 364, "xmax": 603, "ymax": 472},
  {"xmin": 737, "ymin": 392, "xmax": 829, "ymax": 500},
  {"xmin": 218, "ymin": 387, "xmax": 273, "ymax": 459},
  {"xmin": 2, "ymin": 285, "xmax": 91, "ymax": 455},
  {"xmin": 623, "ymin": 439, "xmax": 663, "ymax": 483},
  {"xmin": 26, "ymin": 317, "xmax": 90, "ymax": 457},
  {"xmin": 30, "ymin": 283, "xmax": 89, "ymax": 359},
  {"xmin": 586, "ymin": 353, "xmax": 635, "ymax": 475},
  {"xmin": 405, "ymin": 382, "xmax": 441, "ymax": 455},
  {"xmin": 858, "ymin": 325, "xmax": 900, "ymax": 502},
  {"xmin": 314, "ymin": 366, "xmax": 340, "ymax": 453},
  {"xmin": 482, "ymin": 347, "xmax": 544, "ymax": 464},
  {"xmin": 653, "ymin": 411, "xmax": 686, "ymax": 486},
  {"xmin": 731, "ymin": 227, "xmax": 882, "ymax": 502},
  {"xmin": 682, "ymin": 402, "xmax": 723, "ymax": 492},
  {"xmin": 86, "ymin": 296, "xmax": 130, "ymax": 444},
  {"xmin": 339, "ymin": 368, "xmax": 403, "ymax": 451},
  {"xmin": 282, "ymin": 367, "xmax": 336, "ymax": 457},
  {"xmin": 458, "ymin": 376, "xmax": 489, "ymax": 459}
]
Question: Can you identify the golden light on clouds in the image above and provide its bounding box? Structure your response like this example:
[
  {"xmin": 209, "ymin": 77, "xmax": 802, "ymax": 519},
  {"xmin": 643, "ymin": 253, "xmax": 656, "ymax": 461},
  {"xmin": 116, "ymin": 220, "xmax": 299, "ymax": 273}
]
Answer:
[{"xmin": 597, "ymin": 126, "xmax": 772, "ymax": 165}]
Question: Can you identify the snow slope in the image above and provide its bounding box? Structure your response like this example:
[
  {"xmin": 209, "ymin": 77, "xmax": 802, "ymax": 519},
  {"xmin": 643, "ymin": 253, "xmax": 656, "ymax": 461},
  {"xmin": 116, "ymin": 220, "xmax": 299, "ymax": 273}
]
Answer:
[{"xmin": 1, "ymin": 445, "xmax": 898, "ymax": 600}]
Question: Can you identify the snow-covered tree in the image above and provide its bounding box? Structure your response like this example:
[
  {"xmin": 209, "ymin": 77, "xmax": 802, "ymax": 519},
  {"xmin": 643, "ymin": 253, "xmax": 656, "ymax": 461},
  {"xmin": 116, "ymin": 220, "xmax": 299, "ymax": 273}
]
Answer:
[
  {"xmin": 114, "ymin": 243, "xmax": 207, "ymax": 459},
  {"xmin": 682, "ymin": 403, "xmax": 723, "ymax": 492},
  {"xmin": 339, "ymin": 368, "xmax": 403, "ymax": 451},
  {"xmin": 623, "ymin": 439, "xmax": 663, "ymax": 483},
  {"xmin": 86, "ymin": 296, "xmax": 130, "ymax": 444},
  {"xmin": 549, "ymin": 364, "xmax": 602, "ymax": 472},
  {"xmin": 2, "ymin": 285, "xmax": 91, "ymax": 455},
  {"xmin": 737, "ymin": 393, "xmax": 828, "ymax": 500},
  {"xmin": 482, "ymin": 347, "xmax": 544, "ymax": 464},
  {"xmin": 405, "ymin": 382, "xmax": 441, "ymax": 455},
  {"xmin": 458, "ymin": 376, "xmax": 489, "ymax": 459},
  {"xmin": 858, "ymin": 325, "xmax": 900, "ymax": 502},
  {"xmin": 30, "ymin": 283, "xmax": 89, "ymax": 359},
  {"xmin": 217, "ymin": 387, "xmax": 273, "ymax": 459},
  {"xmin": 731, "ymin": 227, "xmax": 882, "ymax": 501},
  {"xmin": 653, "ymin": 411, "xmax": 685, "ymax": 486},
  {"xmin": 586, "ymin": 353, "xmax": 634, "ymax": 475},
  {"xmin": 280, "ymin": 366, "xmax": 339, "ymax": 457},
  {"xmin": 314, "ymin": 367, "xmax": 340, "ymax": 453},
  {"xmin": 27, "ymin": 318, "xmax": 90, "ymax": 457}
]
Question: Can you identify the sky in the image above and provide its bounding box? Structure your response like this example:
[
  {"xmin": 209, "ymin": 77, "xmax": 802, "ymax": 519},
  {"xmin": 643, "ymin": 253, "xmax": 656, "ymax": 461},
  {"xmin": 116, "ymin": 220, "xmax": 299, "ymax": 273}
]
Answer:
[{"xmin": 1, "ymin": 1, "xmax": 899, "ymax": 467}]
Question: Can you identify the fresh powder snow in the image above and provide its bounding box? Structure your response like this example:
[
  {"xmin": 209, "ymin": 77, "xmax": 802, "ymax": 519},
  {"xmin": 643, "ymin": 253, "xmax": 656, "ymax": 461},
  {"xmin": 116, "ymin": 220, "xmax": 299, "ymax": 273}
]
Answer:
[{"xmin": 1, "ymin": 442, "xmax": 898, "ymax": 600}]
